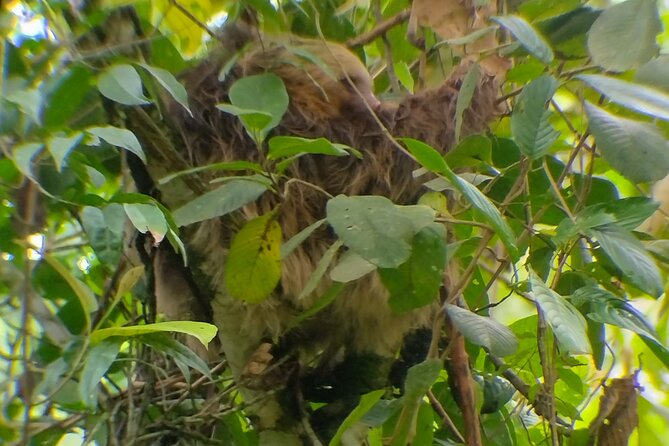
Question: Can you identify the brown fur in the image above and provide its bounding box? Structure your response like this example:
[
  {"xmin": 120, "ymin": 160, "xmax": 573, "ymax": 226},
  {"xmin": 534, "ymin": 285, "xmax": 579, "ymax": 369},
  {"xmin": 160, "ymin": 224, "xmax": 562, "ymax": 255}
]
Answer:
[{"xmin": 156, "ymin": 32, "xmax": 498, "ymax": 379}]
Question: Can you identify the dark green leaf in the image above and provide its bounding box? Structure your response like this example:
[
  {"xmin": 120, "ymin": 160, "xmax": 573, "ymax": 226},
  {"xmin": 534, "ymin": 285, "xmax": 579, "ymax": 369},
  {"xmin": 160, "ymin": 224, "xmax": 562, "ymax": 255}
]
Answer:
[
  {"xmin": 445, "ymin": 305, "xmax": 518, "ymax": 356},
  {"xmin": 80, "ymin": 340, "xmax": 121, "ymax": 408},
  {"xmin": 511, "ymin": 75, "xmax": 560, "ymax": 159}
]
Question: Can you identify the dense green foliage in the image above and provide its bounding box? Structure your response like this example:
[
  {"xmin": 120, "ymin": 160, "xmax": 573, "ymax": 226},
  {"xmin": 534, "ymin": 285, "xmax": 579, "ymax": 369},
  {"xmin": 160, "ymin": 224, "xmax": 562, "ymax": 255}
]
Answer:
[{"xmin": 2, "ymin": 0, "xmax": 669, "ymax": 444}]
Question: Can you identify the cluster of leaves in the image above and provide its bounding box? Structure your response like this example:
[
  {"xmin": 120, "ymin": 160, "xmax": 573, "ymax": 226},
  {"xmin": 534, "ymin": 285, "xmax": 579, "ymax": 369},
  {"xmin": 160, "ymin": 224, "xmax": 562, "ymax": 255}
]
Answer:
[{"xmin": 1, "ymin": 0, "xmax": 669, "ymax": 444}]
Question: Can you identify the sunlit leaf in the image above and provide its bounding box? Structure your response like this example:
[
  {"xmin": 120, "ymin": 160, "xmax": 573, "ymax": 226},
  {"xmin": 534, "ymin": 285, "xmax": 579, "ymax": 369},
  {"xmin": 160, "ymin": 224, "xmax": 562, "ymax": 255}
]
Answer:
[
  {"xmin": 87, "ymin": 126, "xmax": 146, "ymax": 163},
  {"xmin": 140, "ymin": 63, "xmax": 192, "ymax": 115},
  {"xmin": 124, "ymin": 203, "xmax": 168, "ymax": 243},
  {"xmin": 91, "ymin": 321, "xmax": 218, "ymax": 350},
  {"xmin": 454, "ymin": 64, "xmax": 480, "ymax": 143},
  {"xmin": 97, "ymin": 64, "xmax": 150, "ymax": 106}
]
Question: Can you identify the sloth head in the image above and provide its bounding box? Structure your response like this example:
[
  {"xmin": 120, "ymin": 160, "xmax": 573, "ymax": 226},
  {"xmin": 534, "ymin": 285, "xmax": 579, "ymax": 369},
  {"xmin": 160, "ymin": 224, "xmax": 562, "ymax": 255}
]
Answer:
[{"xmin": 241, "ymin": 37, "xmax": 380, "ymax": 120}]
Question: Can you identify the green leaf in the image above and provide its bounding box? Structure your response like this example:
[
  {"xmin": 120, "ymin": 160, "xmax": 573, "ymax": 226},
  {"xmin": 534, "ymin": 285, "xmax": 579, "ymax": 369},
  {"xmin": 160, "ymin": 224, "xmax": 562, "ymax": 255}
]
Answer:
[
  {"xmin": 330, "ymin": 250, "xmax": 377, "ymax": 283},
  {"xmin": 139, "ymin": 63, "xmax": 191, "ymax": 115},
  {"xmin": 216, "ymin": 104, "xmax": 273, "ymax": 141},
  {"xmin": 572, "ymin": 287, "xmax": 659, "ymax": 341},
  {"xmin": 288, "ymin": 283, "xmax": 345, "ymax": 330},
  {"xmin": 124, "ymin": 203, "xmax": 168, "ymax": 243},
  {"xmin": 298, "ymin": 240, "xmax": 342, "ymax": 300},
  {"xmin": 394, "ymin": 61, "xmax": 414, "ymax": 93},
  {"xmin": 492, "ymin": 15, "xmax": 554, "ymax": 64},
  {"xmin": 225, "ymin": 212, "xmax": 282, "ymax": 303},
  {"xmin": 444, "ymin": 304, "xmax": 519, "ymax": 357},
  {"xmin": 326, "ymin": 195, "xmax": 429, "ymax": 268},
  {"xmin": 81, "ymin": 205, "xmax": 124, "ymax": 267},
  {"xmin": 329, "ymin": 389, "xmax": 385, "ymax": 446},
  {"xmin": 47, "ymin": 133, "xmax": 83, "ymax": 172},
  {"xmin": 636, "ymin": 55, "xmax": 669, "ymax": 91},
  {"xmin": 158, "ymin": 160, "xmax": 262, "ymax": 185},
  {"xmin": 86, "ymin": 126, "xmax": 146, "ymax": 163},
  {"xmin": 530, "ymin": 274, "xmax": 591, "ymax": 354},
  {"xmin": 445, "ymin": 134, "xmax": 493, "ymax": 169},
  {"xmin": 5, "ymin": 86, "xmax": 42, "ymax": 123},
  {"xmin": 79, "ymin": 339, "xmax": 121, "ymax": 408},
  {"xmin": 221, "ymin": 73, "xmax": 289, "ymax": 143},
  {"xmin": 172, "ymin": 179, "xmax": 268, "ymax": 227},
  {"xmin": 590, "ymin": 225, "xmax": 662, "ymax": 297},
  {"xmin": 139, "ymin": 333, "xmax": 212, "ymax": 380},
  {"xmin": 401, "ymin": 137, "xmax": 449, "ymax": 173},
  {"xmin": 13, "ymin": 142, "xmax": 43, "ymax": 181},
  {"xmin": 404, "ymin": 359, "xmax": 442, "ymax": 400},
  {"xmin": 454, "ymin": 64, "xmax": 480, "ymax": 143},
  {"xmin": 401, "ymin": 138, "xmax": 517, "ymax": 258},
  {"xmin": 267, "ymin": 136, "xmax": 350, "ymax": 159},
  {"xmin": 511, "ymin": 75, "xmax": 560, "ymax": 159},
  {"xmin": 97, "ymin": 64, "xmax": 150, "ymax": 106},
  {"xmin": 281, "ymin": 218, "xmax": 327, "ymax": 259},
  {"xmin": 380, "ymin": 227, "xmax": 447, "ymax": 313},
  {"xmin": 579, "ymin": 75, "xmax": 669, "ymax": 122},
  {"xmin": 587, "ymin": 0, "xmax": 661, "ymax": 71},
  {"xmin": 91, "ymin": 321, "xmax": 218, "ymax": 350},
  {"xmin": 584, "ymin": 103, "xmax": 669, "ymax": 184}
]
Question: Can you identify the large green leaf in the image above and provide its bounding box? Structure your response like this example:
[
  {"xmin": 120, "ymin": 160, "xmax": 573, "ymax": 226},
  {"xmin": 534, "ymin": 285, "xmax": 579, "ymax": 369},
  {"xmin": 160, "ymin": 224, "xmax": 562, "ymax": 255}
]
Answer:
[
  {"xmin": 454, "ymin": 64, "xmax": 480, "ymax": 143},
  {"xmin": 511, "ymin": 75, "xmax": 560, "ymax": 159},
  {"xmin": 268, "ymin": 136, "xmax": 351, "ymax": 159},
  {"xmin": 584, "ymin": 103, "xmax": 669, "ymax": 184},
  {"xmin": 281, "ymin": 218, "xmax": 327, "ymax": 259},
  {"xmin": 81, "ymin": 205, "xmax": 124, "ymax": 267},
  {"xmin": 590, "ymin": 225, "xmax": 663, "ymax": 297},
  {"xmin": 219, "ymin": 73, "xmax": 289, "ymax": 143},
  {"xmin": 172, "ymin": 179, "xmax": 268, "ymax": 227},
  {"xmin": 587, "ymin": 0, "xmax": 661, "ymax": 71},
  {"xmin": 326, "ymin": 195, "xmax": 433, "ymax": 268},
  {"xmin": 530, "ymin": 274, "xmax": 591, "ymax": 354},
  {"xmin": 225, "ymin": 212, "xmax": 282, "ymax": 303},
  {"xmin": 444, "ymin": 305, "xmax": 518, "ymax": 357},
  {"xmin": 47, "ymin": 133, "xmax": 83, "ymax": 172},
  {"xmin": 330, "ymin": 250, "xmax": 377, "ymax": 283},
  {"xmin": 404, "ymin": 359, "xmax": 442, "ymax": 401},
  {"xmin": 91, "ymin": 321, "xmax": 218, "ymax": 349},
  {"xmin": 139, "ymin": 63, "xmax": 191, "ymax": 115},
  {"xmin": 97, "ymin": 64, "xmax": 150, "ymax": 106},
  {"xmin": 579, "ymin": 75, "xmax": 669, "ymax": 122},
  {"xmin": 492, "ymin": 15, "xmax": 554, "ymax": 64},
  {"xmin": 139, "ymin": 333, "xmax": 212, "ymax": 381},
  {"xmin": 380, "ymin": 227, "xmax": 447, "ymax": 313},
  {"xmin": 124, "ymin": 203, "xmax": 168, "ymax": 243},
  {"xmin": 329, "ymin": 389, "xmax": 385, "ymax": 446},
  {"xmin": 636, "ymin": 55, "xmax": 669, "ymax": 91}
]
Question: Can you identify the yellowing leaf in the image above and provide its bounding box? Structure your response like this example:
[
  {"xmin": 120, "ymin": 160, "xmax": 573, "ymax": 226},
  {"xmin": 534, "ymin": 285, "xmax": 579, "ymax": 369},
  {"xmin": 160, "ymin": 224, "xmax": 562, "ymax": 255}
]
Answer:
[{"xmin": 225, "ymin": 213, "xmax": 282, "ymax": 303}]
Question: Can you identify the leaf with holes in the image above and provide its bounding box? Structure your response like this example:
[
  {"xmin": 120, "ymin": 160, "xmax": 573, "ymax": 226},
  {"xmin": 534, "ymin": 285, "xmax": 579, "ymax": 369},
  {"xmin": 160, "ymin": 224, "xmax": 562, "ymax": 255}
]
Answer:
[{"xmin": 225, "ymin": 212, "xmax": 282, "ymax": 303}]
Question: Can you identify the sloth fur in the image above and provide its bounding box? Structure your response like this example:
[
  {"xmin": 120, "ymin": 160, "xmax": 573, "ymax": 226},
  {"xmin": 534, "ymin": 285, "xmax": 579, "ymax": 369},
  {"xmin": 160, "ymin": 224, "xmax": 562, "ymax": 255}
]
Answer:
[{"xmin": 138, "ymin": 26, "xmax": 498, "ymax": 432}]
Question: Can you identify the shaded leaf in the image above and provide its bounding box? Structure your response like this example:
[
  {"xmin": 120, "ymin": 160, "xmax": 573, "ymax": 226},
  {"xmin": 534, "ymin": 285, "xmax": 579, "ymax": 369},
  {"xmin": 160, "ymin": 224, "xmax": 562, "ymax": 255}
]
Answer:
[
  {"xmin": 47, "ymin": 133, "xmax": 83, "ymax": 172},
  {"xmin": 80, "ymin": 340, "xmax": 121, "ymax": 408},
  {"xmin": 454, "ymin": 64, "xmax": 480, "ymax": 143},
  {"xmin": 140, "ymin": 63, "xmax": 191, "ymax": 115},
  {"xmin": 404, "ymin": 359, "xmax": 442, "ymax": 401},
  {"xmin": 139, "ymin": 333, "xmax": 211, "ymax": 381},
  {"xmin": 329, "ymin": 389, "xmax": 385, "ymax": 446},
  {"xmin": 281, "ymin": 219, "xmax": 327, "ymax": 259},
  {"xmin": 298, "ymin": 241, "xmax": 342, "ymax": 300},
  {"xmin": 87, "ymin": 126, "xmax": 146, "ymax": 163},
  {"xmin": 585, "ymin": 103, "xmax": 669, "ymax": 184},
  {"xmin": 81, "ymin": 205, "xmax": 124, "ymax": 267}
]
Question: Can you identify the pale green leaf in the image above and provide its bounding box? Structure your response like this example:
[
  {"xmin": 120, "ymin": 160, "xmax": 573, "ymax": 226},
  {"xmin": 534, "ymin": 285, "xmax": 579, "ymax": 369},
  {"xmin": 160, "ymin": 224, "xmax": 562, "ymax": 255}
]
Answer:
[
  {"xmin": 268, "ymin": 136, "xmax": 350, "ymax": 159},
  {"xmin": 124, "ymin": 203, "xmax": 168, "ymax": 243},
  {"xmin": 636, "ymin": 55, "xmax": 669, "ymax": 91},
  {"xmin": 97, "ymin": 64, "xmax": 150, "ymax": 106},
  {"xmin": 455, "ymin": 64, "xmax": 480, "ymax": 143},
  {"xmin": 13, "ymin": 142, "xmax": 43, "ymax": 181},
  {"xmin": 492, "ymin": 15, "xmax": 554, "ymax": 64},
  {"xmin": 530, "ymin": 274, "xmax": 591, "ymax": 354},
  {"xmin": 445, "ymin": 304, "xmax": 519, "ymax": 356},
  {"xmin": 91, "ymin": 321, "xmax": 218, "ymax": 349},
  {"xmin": 587, "ymin": 0, "xmax": 661, "ymax": 71},
  {"xmin": 47, "ymin": 133, "xmax": 83, "ymax": 171},
  {"xmin": 139, "ymin": 333, "xmax": 212, "ymax": 380},
  {"xmin": 330, "ymin": 250, "xmax": 377, "ymax": 283},
  {"xmin": 579, "ymin": 74, "xmax": 669, "ymax": 122},
  {"xmin": 172, "ymin": 179, "xmax": 268, "ymax": 227},
  {"xmin": 585, "ymin": 103, "xmax": 669, "ymax": 183},
  {"xmin": 281, "ymin": 218, "xmax": 327, "ymax": 259},
  {"xmin": 80, "ymin": 340, "xmax": 121, "ymax": 408},
  {"xmin": 140, "ymin": 63, "xmax": 192, "ymax": 115},
  {"xmin": 87, "ymin": 126, "xmax": 146, "ymax": 163},
  {"xmin": 298, "ymin": 240, "xmax": 342, "ymax": 300}
]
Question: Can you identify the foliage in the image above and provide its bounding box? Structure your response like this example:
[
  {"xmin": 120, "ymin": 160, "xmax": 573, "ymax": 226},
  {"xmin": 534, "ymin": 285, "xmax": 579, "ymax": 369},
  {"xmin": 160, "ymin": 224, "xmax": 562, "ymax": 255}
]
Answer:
[{"xmin": 1, "ymin": 0, "xmax": 669, "ymax": 445}]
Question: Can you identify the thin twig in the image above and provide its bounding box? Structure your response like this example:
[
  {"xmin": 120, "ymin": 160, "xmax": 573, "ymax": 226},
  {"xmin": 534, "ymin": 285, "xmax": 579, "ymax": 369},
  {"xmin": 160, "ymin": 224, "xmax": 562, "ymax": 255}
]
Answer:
[{"xmin": 346, "ymin": 10, "xmax": 411, "ymax": 47}]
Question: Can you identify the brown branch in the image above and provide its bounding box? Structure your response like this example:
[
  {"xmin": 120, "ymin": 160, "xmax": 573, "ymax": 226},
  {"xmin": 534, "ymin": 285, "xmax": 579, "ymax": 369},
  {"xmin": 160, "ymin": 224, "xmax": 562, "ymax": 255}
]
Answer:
[
  {"xmin": 346, "ymin": 10, "xmax": 411, "ymax": 47},
  {"xmin": 427, "ymin": 390, "xmax": 465, "ymax": 443}
]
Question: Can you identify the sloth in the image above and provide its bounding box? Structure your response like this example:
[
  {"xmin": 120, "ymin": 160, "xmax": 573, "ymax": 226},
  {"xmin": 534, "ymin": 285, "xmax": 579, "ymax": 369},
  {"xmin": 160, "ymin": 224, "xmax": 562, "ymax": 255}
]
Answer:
[{"xmin": 132, "ymin": 22, "xmax": 499, "ymax": 438}]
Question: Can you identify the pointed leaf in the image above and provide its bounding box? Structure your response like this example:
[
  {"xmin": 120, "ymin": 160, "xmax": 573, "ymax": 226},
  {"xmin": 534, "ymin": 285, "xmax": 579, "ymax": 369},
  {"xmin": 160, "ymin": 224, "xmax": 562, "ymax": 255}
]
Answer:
[
  {"xmin": 91, "ymin": 321, "xmax": 218, "ymax": 350},
  {"xmin": 124, "ymin": 203, "xmax": 168, "ymax": 243},
  {"xmin": 80, "ymin": 339, "xmax": 121, "ymax": 408},
  {"xmin": 454, "ymin": 64, "xmax": 480, "ymax": 143},
  {"xmin": 139, "ymin": 333, "xmax": 212, "ymax": 380},
  {"xmin": 511, "ymin": 75, "xmax": 560, "ymax": 158},
  {"xmin": 172, "ymin": 179, "xmax": 268, "ymax": 227},
  {"xmin": 47, "ymin": 133, "xmax": 83, "ymax": 171},
  {"xmin": 87, "ymin": 126, "xmax": 146, "ymax": 163},
  {"xmin": 329, "ymin": 389, "xmax": 385, "ymax": 446},
  {"xmin": 330, "ymin": 250, "xmax": 377, "ymax": 283},
  {"xmin": 268, "ymin": 136, "xmax": 350, "ymax": 159},
  {"xmin": 579, "ymin": 74, "xmax": 669, "ymax": 122},
  {"xmin": 13, "ymin": 142, "xmax": 43, "ymax": 181},
  {"xmin": 590, "ymin": 225, "xmax": 662, "ymax": 297},
  {"xmin": 281, "ymin": 218, "xmax": 327, "ymax": 259},
  {"xmin": 445, "ymin": 304, "xmax": 519, "ymax": 356},
  {"xmin": 298, "ymin": 241, "xmax": 342, "ymax": 300},
  {"xmin": 97, "ymin": 64, "xmax": 150, "ymax": 106},
  {"xmin": 140, "ymin": 63, "xmax": 191, "ymax": 115},
  {"xmin": 492, "ymin": 15, "xmax": 554, "ymax": 64},
  {"xmin": 585, "ymin": 103, "xmax": 669, "ymax": 183}
]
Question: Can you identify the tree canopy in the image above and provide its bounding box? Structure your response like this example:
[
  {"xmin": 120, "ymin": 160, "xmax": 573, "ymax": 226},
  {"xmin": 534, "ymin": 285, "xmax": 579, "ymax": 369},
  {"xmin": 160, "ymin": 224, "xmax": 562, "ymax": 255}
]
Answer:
[{"xmin": 2, "ymin": 0, "xmax": 669, "ymax": 445}]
